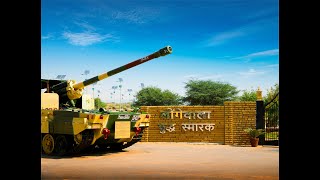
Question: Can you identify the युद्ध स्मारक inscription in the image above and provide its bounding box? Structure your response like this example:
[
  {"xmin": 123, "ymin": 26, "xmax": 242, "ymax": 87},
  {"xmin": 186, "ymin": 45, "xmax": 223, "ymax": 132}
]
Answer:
[{"xmin": 181, "ymin": 123, "xmax": 215, "ymax": 131}]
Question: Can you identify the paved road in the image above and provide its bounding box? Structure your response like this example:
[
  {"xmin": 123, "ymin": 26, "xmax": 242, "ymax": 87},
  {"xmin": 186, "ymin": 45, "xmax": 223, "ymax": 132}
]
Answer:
[{"xmin": 41, "ymin": 142, "xmax": 279, "ymax": 180}]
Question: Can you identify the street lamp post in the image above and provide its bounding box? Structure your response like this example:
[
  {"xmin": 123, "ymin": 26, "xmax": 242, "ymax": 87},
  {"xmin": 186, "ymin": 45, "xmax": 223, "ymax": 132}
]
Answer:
[
  {"xmin": 128, "ymin": 89, "xmax": 132, "ymax": 102},
  {"xmin": 112, "ymin": 86, "xmax": 118, "ymax": 107},
  {"xmin": 119, "ymin": 84, "xmax": 122, "ymax": 110},
  {"xmin": 118, "ymin": 78, "xmax": 123, "ymax": 111},
  {"xmin": 97, "ymin": 90, "xmax": 100, "ymax": 109},
  {"xmin": 91, "ymin": 87, "xmax": 95, "ymax": 109},
  {"xmin": 81, "ymin": 70, "xmax": 90, "ymax": 94}
]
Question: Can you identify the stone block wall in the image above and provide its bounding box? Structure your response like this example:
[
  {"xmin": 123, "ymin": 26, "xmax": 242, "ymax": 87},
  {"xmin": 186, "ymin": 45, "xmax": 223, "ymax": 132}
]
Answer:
[{"xmin": 140, "ymin": 101, "xmax": 256, "ymax": 146}]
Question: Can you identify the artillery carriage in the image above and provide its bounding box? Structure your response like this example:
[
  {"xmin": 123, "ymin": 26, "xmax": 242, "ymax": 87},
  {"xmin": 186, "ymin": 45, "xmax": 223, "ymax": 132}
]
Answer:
[{"xmin": 41, "ymin": 46, "xmax": 172, "ymax": 155}]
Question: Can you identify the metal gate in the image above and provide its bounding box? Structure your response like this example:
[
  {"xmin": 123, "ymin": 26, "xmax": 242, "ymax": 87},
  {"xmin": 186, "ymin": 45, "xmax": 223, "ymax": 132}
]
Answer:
[{"xmin": 264, "ymin": 92, "xmax": 279, "ymax": 145}]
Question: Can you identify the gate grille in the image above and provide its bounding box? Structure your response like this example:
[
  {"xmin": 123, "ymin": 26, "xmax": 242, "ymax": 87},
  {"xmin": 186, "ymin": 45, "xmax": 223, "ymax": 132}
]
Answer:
[{"xmin": 264, "ymin": 92, "xmax": 279, "ymax": 145}]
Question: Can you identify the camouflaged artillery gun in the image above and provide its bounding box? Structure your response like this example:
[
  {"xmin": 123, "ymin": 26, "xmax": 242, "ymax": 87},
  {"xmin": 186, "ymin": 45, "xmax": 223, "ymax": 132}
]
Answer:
[{"xmin": 41, "ymin": 46, "xmax": 172, "ymax": 156}]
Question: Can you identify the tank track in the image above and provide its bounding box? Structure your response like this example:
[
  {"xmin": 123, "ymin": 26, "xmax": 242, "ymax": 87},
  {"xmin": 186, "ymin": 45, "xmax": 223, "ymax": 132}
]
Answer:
[{"xmin": 72, "ymin": 130, "xmax": 94, "ymax": 154}]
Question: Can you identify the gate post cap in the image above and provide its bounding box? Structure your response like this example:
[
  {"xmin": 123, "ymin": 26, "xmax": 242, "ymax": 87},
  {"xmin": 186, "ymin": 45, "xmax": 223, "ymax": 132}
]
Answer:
[{"xmin": 256, "ymin": 87, "xmax": 262, "ymax": 100}]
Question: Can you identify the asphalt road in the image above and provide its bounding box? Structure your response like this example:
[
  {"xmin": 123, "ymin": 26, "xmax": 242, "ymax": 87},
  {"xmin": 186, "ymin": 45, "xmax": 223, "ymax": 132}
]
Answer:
[{"xmin": 41, "ymin": 142, "xmax": 279, "ymax": 180}]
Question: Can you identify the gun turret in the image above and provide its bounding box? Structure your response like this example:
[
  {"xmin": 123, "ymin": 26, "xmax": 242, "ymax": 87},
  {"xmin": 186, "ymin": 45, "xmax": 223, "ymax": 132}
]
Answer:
[{"xmin": 41, "ymin": 46, "xmax": 172, "ymax": 108}]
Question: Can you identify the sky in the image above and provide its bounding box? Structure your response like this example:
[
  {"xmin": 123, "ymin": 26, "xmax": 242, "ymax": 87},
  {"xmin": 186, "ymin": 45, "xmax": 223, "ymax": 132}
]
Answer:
[{"xmin": 41, "ymin": 0, "xmax": 279, "ymax": 103}]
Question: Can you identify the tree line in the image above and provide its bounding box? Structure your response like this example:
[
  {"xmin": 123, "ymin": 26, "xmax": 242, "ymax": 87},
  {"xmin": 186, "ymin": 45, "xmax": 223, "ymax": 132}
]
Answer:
[{"xmin": 95, "ymin": 80, "xmax": 279, "ymax": 108}]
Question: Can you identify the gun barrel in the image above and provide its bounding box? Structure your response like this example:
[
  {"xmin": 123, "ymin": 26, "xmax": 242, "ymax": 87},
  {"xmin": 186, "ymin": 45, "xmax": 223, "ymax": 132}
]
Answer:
[{"xmin": 73, "ymin": 46, "xmax": 172, "ymax": 90}]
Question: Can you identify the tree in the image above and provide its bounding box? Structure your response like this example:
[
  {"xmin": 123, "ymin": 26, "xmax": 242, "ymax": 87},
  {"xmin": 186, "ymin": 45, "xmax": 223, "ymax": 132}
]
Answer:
[
  {"xmin": 162, "ymin": 90, "xmax": 182, "ymax": 105},
  {"xmin": 183, "ymin": 80, "xmax": 239, "ymax": 105},
  {"xmin": 264, "ymin": 83, "xmax": 279, "ymax": 104},
  {"xmin": 133, "ymin": 86, "xmax": 182, "ymax": 106},
  {"xmin": 94, "ymin": 98, "xmax": 107, "ymax": 109},
  {"xmin": 238, "ymin": 89, "xmax": 257, "ymax": 102}
]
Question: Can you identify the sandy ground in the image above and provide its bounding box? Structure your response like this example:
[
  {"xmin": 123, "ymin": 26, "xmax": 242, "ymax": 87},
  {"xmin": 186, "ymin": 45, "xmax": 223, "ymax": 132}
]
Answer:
[{"xmin": 41, "ymin": 142, "xmax": 279, "ymax": 180}]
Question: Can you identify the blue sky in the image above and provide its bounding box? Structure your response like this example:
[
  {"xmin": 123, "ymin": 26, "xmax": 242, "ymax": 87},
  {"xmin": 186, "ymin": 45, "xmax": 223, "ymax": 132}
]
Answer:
[{"xmin": 41, "ymin": 0, "xmax": 279, "ymax": 103}]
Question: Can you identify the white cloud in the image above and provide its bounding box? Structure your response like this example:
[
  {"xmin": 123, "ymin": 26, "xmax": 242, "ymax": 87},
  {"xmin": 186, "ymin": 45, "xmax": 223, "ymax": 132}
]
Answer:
[
  {"xmin": 231, "ymin": 49, "xmax": 279, "ymax": 62},
  {"xmin": 63, "ymin": 32, "xmax": 115, "ymax": 46},
  {"xmin": 239, "ymin": 69, "xmax": 266, "ymax": 77},
  {"xmin": 264, "ymin": 64, "xmax": 279, "ymax": 68},
  {"xmin": 206, "ymin": 30, "xmax": 246, "ymax": 46},
  {"xmin": 111, "ymin": 8, "xmax": 161, "ymax": 24},
  {"xmin": 74, "ymin": 21, "xmax": 96, "ymax": 31},
  {"xmin": 112, "ymin": 10, "xmax": 145, "ymax": 24},
  {"xmin": 204, "ymin": 17, "xmax": 276, "ymax": 47},
  {"xmin": 183, "ymin": 74, "xmax": 200, "ymax": 79},
  {"xmin": 63, "ymin": 21, "xmax": 120, "ymax": 46},
  {"xmin": 204, "ymin": 20, "xmax": 263, "ymax": 47},
  {"xmin": 42, "ymin": 34, "xmax": 53, "ymax": 40},
  {"xmin": 183, "ymin": 74, "xmax": 223, "ymax": 81},
  {"xmin": 243, "ymin": 8, "xmax": 277, "ymax": 21},
  {"xmin": 245, "ymin": 49, "xmax": 279, "ymax": 58}
]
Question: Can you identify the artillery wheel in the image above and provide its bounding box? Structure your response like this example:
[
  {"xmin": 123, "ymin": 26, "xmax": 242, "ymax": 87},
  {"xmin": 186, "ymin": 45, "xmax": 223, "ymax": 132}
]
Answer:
[
  {"xmin": 42, "ymin": 134, "xmax": 55, "ymax": 155},
  {"xmin": 54, "ymin": 135, "xmax": 68, "ymax": 156}
]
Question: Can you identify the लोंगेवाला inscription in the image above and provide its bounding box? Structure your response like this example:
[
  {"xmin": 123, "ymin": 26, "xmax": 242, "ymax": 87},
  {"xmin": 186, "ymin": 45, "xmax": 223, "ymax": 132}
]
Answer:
[
  {"xmin": 160, "ymin": 108, "xmax": 211, "ymax": 120},
  {"xmin": 158, "ymin": 108, "xmax": 215, "ymax": 134}
]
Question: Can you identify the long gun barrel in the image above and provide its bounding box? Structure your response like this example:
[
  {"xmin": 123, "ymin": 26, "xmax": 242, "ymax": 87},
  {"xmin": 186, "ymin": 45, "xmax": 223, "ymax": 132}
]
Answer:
[
  {"xmin": 74, "ymin": 46, "xmax": 172, "ymax": 90},
  {"xmin": 49, "ymin": 46, "xmax": 172, "ymax": 105}
]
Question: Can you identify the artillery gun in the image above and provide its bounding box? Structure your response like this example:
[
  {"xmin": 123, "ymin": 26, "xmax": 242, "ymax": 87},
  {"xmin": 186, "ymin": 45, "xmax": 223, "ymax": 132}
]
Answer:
[{"xmin": 41, "ymin": 46, "xmax": 172, "ymax": 155}]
